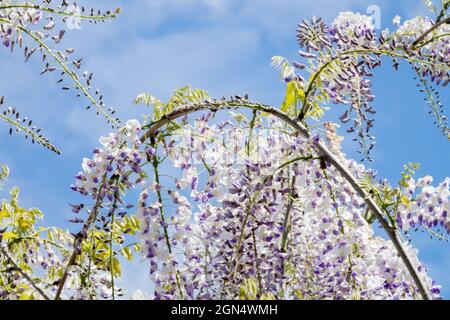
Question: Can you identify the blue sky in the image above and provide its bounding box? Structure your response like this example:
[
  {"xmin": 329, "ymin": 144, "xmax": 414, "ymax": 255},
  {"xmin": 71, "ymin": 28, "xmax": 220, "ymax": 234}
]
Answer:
[{"xmin": 0, "ymin": 0, "xmax": 449, "ymax": 298}]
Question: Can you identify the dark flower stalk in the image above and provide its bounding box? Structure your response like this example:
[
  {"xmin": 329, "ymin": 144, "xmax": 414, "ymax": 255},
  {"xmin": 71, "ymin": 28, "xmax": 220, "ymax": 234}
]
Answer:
[{"xmin": 0, "ymin": 245, "xmax": 51, "ymax": 300}]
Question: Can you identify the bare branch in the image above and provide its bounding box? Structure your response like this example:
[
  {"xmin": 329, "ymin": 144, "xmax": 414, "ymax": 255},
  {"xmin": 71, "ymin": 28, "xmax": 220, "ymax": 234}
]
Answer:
[
  {"xmin": 0, "ymin": 245, "xmax": 51, "ymax": 300},
  {"xmin": 409, "ymin": 16, "xmax": 450, "ymax": 50},
  {"xmin": 54, "ymin": 175, "xmax": 109, "ymax": 300}
]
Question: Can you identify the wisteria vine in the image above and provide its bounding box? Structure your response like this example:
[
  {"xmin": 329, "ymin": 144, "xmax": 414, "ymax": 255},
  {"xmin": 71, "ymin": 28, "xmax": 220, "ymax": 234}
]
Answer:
[{"xmin": 0, "ymin": 0, "xmax": 449, "ymax": 301}]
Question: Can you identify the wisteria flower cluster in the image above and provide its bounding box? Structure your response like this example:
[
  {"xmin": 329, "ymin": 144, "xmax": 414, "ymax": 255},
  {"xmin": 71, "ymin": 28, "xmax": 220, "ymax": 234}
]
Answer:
[
  {"xmin": 62, "ymin": 120, "xmax": 146, "ymax": 299},
  {"xmin": 282, "ymin": 6, "xmax": 450, "ymax": 160},
  {"xmin": 53, "ymin": 91, "xmax": 448, "ymax": 299},
  {"xmin": 131, "ymin": 112, "xmax": 446, "ymax": 300},
  {"xmin": 396, "ymin": 176, "xmax": 450, "ymax": 235},
  {"xmin": 1, "ymin": 120, "xmax": 146, "ymax": 300}
]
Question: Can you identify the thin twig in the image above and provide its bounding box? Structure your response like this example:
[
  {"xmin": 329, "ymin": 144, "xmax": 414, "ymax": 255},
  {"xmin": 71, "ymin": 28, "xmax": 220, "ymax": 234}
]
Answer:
[
  {"xmin": 150, "ymin": 143, "xmax": 184, "ymax": 298},
  {"xmin": 54, "ymin": 173, "xmax": 110, "ymax": 300},
  {"xmin": 410, "ymin": 16, "xmax": 450, "ymax": 50},
  {"xmin": 280, "ymin": 176, "xmax": 296, "ymax": 253},
  {"xmin": 109, "ymin": 187, "xmax": 121, "ymax": 300},
  {"xmin": 0, "ymin": 245, "xmax": 51, "ymax": 300}
]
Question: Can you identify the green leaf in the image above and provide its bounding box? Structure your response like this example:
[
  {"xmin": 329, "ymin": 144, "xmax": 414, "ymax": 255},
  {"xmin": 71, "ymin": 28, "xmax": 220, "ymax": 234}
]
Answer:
[
  {"xmin": 133, "ymin": 93, "xmax": 161, "ymax": 106},
  {"xmin": 239, "ymin": 278, "xmax": 258, "ymax": 300},
  {"xmin": 135, "ymin": 86, "xmax": 210, "ymax": 122},
  {"xmin": 400, "ymin": 195, "xmax": 411, "ymax": 208},
  {"xmin": 121, "ymin": 247, "xmax": 133, "ymax": 261},
  {"xmin": 421, "ymin": 0, "xmax": 437, "ymax": 13},
  {"xmin": 1, "ymin": 231, "xmax": 17, "ymax": 240},
  {"xmin": 0, "ymin": 164, "xmax": 9, "ymax": 185},
  {"xmin": 281, "ymin": 81, "xmax": 305, "ymax": 115},
  {"xmin": 271, "ymin": 56, "xmax": 295, "ymax": 79}
]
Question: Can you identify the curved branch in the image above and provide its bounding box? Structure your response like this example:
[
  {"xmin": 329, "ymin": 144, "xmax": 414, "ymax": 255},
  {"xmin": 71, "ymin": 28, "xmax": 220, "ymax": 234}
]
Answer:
[
  {"xmin": 416, "ymin": 33, "xmax": 450, "ymax": 48},
  {"xmin": 0, "ymin": 245, "xmax": 51, "ymax": 300},
  {"xmin": 139, "ymin": 99, "xmax": 430, "ymax": 300},
  {"xmin": 410, "ymin": 16, "xmax": 450, "ymax": 50}
]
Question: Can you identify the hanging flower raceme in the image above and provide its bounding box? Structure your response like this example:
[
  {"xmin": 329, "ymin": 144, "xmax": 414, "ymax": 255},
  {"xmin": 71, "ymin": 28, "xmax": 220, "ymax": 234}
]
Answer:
[
  {"xmin": 288, "ymin": 10, "xmax": 450, "ymax": 159},
  {"xmin": 72, "ymin": 120, "xmax": 144, "ymax": 199},
  {"xmin": 0, "ymin": 181, "xmax": 119, "ymax": 300},
  {"xmin": 72, "ymin": 108, "xmax": 445, "ymax": 300},
  {"xmin": 396, "ymin": 176, "xmax": 450, "ymax": 235},
  {"xmin": 62, "ymin": 120, "xmax": 145, "ymax": 299},
  {"xmin": 0, "ymin": 1, "xmax": 122, "ymax": 155},
  {"xmin": 297, "ymin": 16, "xmax": 331, "ymax": 51}
]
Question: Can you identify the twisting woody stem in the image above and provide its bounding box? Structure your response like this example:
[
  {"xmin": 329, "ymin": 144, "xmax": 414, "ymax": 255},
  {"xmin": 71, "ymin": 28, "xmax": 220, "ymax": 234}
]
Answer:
[
  {"xmin": 410, "ymin": 16, "xmax": 450, "ymax": 50},
  {"xmin": 140, "ymin": 99, "xmax": 430, "ymax": 300}
]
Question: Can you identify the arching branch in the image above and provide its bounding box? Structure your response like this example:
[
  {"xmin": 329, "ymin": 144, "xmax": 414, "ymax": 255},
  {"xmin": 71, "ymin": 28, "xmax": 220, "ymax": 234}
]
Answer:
[
  {"xmin": 139, "ymin": 99, "xmax": 430, "ymax": 300},
  {"xmin": 0, "ymin": 4, "xmax": 120, "ymax": 21}
]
